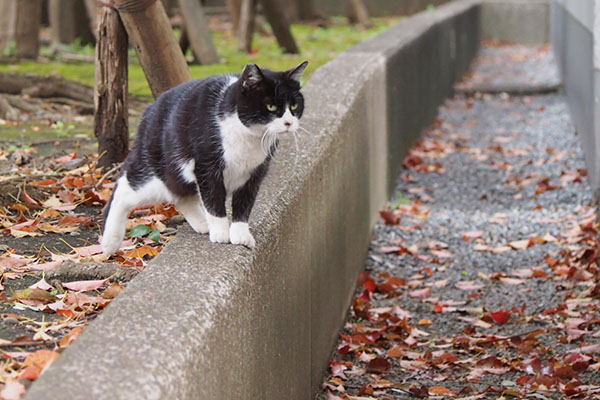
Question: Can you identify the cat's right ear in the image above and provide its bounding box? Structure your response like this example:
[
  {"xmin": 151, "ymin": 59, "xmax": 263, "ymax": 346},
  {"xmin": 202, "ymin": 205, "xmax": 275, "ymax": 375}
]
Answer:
[{"xmin": 241, "ymin": 64, "xmax": 264, "ymax": 91}]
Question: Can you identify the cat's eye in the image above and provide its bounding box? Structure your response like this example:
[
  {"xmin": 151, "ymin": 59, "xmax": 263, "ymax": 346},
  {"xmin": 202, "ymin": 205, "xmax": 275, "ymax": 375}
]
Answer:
[
  {"xmin": 290, "ymin": 103, "xmax": 298, "ymax": 111},
  {"xmin": 266, "ymin": 104, "xmax": 277, "ymax": 112}
]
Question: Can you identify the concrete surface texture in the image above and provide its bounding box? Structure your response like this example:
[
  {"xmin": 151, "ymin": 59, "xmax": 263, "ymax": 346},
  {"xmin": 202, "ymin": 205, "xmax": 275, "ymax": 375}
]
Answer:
[
  {"xmin": 481, "ymin": 0, "xmax": 550, "ymax": 44},
  {"xmin": 551, "ymin": 0, "xmax": 600, "ymax": 202},
  {"xmin": 23, "ymin": 1, "xmax": 480, "ymax": 399}
]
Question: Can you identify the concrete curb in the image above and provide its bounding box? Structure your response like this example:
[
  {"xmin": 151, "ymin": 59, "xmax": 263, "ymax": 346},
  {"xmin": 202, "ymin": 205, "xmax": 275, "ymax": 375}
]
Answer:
[{"xmin": 24, "ymin": 2, "xmax": 480, "ymax": 399}]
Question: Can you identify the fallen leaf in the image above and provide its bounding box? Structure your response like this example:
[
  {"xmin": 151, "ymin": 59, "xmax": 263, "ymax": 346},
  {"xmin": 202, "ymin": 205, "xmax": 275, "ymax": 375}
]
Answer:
[
  {"xmin": 379, "ymin": 210, "xmax": 400, "ymax": 225},
  {"xmin": 408, "ymin": 287, "xmax": 431, "ymax": 298},
  {"xmin": 429, "ymin": 386, "xmax": 455, "ymax": 397},
  {"xmin": 124, "ymin": 245, "xmax": 159, "ymax": 259},
  {"xmin": 490, "ymin": 309, "xmax": 511, "ymax": 324},
  {"xmin": 63, "ymin": 279, "xmax": 108, "ymax": 292},
  {"xmin": 455, "ymin": 281, "xmax": 484, "ymax": 291},
  {"xmin": 367, "ymin": 357, "xmax": 391, "ymax": 374}
]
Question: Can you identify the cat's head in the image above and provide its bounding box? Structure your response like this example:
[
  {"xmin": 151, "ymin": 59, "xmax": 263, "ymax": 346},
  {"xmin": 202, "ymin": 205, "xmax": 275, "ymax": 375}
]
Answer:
[{"xmin": 236, "ymin": 61, "xmax": 308, "ymax": 135}]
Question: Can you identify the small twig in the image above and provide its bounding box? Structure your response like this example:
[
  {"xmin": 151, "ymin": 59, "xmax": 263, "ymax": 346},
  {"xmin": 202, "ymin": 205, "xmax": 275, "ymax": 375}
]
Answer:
[
  {"xmin": 0, "ymin": 339, "xmax": 58, "ymax": 348},
  {"xmin": 96, "ymin": 163, "xmax": 122, "ymax": 188}
]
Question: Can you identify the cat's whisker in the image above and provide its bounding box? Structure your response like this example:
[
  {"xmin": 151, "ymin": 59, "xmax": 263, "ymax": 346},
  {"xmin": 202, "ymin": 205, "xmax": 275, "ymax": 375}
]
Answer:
[
  {"xmin": 298, "ymin": 126, "xmax": 312, "ymax": 136},
  {"xmin": 291, "ymin": 130, "xmax": 300, "ymax": 173},
  {"xmin": 260, "ymin": 128, "xmax": 270, "ymax": 156}
]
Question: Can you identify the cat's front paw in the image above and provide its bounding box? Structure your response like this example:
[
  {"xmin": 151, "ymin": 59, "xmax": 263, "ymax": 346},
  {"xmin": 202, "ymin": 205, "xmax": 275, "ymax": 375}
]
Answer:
[
  {"xmin": 101, "ymin": 235, "xmax": 122, "ymax": 255},
  {"xmin": 229, "ymin": 222, "xmax": 256, "ymax": 248},
  {"xmin": 209, "ymin": 227, "xmax": 230, "ymax": 243}
]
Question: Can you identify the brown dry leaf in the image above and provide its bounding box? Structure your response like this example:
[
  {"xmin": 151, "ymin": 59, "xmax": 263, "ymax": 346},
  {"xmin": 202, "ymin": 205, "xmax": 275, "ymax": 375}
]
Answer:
[
  {"xmin": 59, "ymin": 326, "xmax": 85, "ymax": 348},
  {"xmin": 11, "ymin": 288, "xmax": 55, "ymax": 303},
  {"xmin": 63, "ymin": 279, "xmax": 107, "ymax": 292},
  {"xmin": 101, "ymin": 282, "xmax": 124, "ymax": 299},
  {"xmin": 429, "ymin": 386, "xmax": 456, "ymax": 397},
  {"xmin": 408, "ymin": 287, "xmax": 431, "ymax": 298},
  {"xmin": 125, "ymin": 245, "xmax": 159, "ymax": 259}
]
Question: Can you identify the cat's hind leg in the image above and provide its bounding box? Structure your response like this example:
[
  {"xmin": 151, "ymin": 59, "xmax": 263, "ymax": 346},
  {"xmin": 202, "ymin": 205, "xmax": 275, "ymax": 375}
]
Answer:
[
  {"xmin": 101, "ymin": 175, "xmax": 137, "ymax": 255},
  {"xmin": 176, "ymin": 195, "xmax": 209, "ymax": 234}
]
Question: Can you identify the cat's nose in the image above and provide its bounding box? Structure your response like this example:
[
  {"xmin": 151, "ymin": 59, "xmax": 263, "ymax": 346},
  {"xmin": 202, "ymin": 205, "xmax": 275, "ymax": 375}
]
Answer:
[{"xmin": 284, "ymin": 121, "xmax": 292, "ymax": 128}]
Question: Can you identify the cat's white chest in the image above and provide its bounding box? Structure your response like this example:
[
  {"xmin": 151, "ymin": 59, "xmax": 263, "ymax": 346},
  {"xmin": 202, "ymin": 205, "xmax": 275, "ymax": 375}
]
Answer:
[{"xmin": 218, "ymin": 114, "xmax": 267, "ymax": 193}]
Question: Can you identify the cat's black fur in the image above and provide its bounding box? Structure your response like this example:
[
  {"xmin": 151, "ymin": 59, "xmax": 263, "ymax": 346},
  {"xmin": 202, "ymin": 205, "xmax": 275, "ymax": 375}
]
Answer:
[{"xmin": 101, "ymin": 62, "xmax": 307, "ymax": 254}]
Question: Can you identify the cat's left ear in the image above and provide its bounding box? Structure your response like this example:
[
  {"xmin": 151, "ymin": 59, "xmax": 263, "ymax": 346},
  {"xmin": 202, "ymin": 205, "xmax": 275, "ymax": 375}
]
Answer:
[
  {"xmin": 241, "ymin": 64, "xmax": 264, "ymax": 90},
  {"xmin": 286, "ymin": 60, "xmax": 309, "ymax": 83}
]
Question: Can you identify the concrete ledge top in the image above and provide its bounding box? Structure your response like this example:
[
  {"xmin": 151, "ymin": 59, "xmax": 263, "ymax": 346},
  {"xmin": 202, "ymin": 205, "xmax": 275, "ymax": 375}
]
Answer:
[{"xmin": 24, "ymin": 1, "xmax": 481, "ymax": 399}]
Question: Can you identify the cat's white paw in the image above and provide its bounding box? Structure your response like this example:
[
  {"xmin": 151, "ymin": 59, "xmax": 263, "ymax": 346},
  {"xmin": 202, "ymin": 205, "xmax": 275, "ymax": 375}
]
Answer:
[
  {"xmin": 190, "ymin": 221, "xmax": 209, "ymax": 234},
  {"xmin": 101, "ymin": 235, "xmax": 122, "ymax": 255},
  {"xmin": 209, "ymin": 228, "xmax": 230, "ymax": 244},
  {"xmin": 207, "ymin": 215, "xmax": 230, "ymax": 243},
  {"xmin": 229, "ymin": 222, "xmax": 255, "ymax": 248}
]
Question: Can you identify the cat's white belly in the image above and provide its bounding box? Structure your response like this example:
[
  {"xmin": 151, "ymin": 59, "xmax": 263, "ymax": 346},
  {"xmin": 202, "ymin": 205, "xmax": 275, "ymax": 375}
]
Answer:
[{"xmin": 219, "ymin": 114, "xmax": 268, "ymax": 193}]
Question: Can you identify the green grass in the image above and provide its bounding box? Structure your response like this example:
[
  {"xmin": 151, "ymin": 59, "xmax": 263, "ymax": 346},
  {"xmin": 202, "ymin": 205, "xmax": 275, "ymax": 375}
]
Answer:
[{"xmin": 0, "ymin": 17, "xmax": 399, "ymax": 98}]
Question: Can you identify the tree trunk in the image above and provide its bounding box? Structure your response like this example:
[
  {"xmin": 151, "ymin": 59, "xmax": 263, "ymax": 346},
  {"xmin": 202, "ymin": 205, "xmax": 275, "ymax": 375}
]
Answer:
[
  {"xmin": 226, "ymin": 0, "xmax": 241, "ymax": 32},
  {"xmin": 348, "ymin": 0, "xmax": 370, "ymax": 26},
  {"xmin": 0, "ymin": 0, "xmax": 41, "ymax": 59},
  {"xmin": 237, "ymin": 0, "xmax": 255, "ymax": 52},
  {"xmin": 114, "ymin": 0, "xmax": 191, "ymax": 98},
  {"xmin": 94, "ymin": 4, "xmax": 129, "ymax": 169},
  {"xmin": 177, "ymin": 0, "xmax": 219, "ymax": 65},
  {"xmin": 260, "ymin": 0, "xmax": 298, "ymax": 54},
  {"xmin": 49, "ymin": 0, "xmax": 95, "ymax": 45}
]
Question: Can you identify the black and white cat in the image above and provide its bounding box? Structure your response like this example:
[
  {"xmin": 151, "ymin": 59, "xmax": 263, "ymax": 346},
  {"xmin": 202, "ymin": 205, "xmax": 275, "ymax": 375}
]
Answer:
[{"xmin": 101, "ymin": 61, "xmax": 308, "ymax": 255}]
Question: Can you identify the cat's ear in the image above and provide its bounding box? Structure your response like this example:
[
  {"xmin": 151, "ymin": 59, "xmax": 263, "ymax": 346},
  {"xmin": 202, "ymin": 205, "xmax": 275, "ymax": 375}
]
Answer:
[
  {"xmin": 286, "ymin": 60, "xmax": 308, "ymax": 83},
  {"xmin": 241, "ymin": 64, "xmax": 264, "ymax": 90}
]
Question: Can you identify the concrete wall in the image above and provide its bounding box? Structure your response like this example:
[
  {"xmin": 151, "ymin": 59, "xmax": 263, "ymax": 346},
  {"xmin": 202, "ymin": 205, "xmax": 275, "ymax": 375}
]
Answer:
[
  {"xmin": 551, "ymin": 0, "xmax": 600, "ymax": 201},
  {"xmin": 23, "ymin": 1, "xmax": 480, "ymax": 399},
  {"xmin": 482, "ymin": 0, "xmax": 550, "ymax": 44}
]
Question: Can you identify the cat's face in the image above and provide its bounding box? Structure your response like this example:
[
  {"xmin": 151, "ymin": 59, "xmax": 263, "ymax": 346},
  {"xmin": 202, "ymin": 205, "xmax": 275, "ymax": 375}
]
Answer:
[{"xmin": 237, "ymin": 61, "xmax": 308, "ymax": 136}]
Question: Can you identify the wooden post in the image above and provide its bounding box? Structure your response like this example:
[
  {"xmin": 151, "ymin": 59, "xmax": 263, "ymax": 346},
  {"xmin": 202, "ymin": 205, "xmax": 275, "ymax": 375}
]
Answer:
[
  {"xmin": 114, "ymin": 0, "xmax": 191, "ymax": 98},
  {"xmin": 260, "ymin": 0, "xmax": 298, "ymax": 54},
  {"xmin": 226, "ymin": 0, "xmax": 241, "ymax": 32},
  {"xmin": 237, "ymin": 0, "xmax": 255, "ymax": 53},
  {"xmin": 49, "ymin": 0, "xmax": 95, "ymax": 45},
  {"xmin": 177, "ymin": 0, "xmax": 219, "ymax": 65},
  {"xmin": 0, "ymin": 0, "xmax": 42, "ymax": 59},
  {"xmin": 94, "ymin": 3, "xmax": 129, "ymax": 168},
  {"xmin": 348, "ymin": 0, "xmax": 370, "ymax": 26}
]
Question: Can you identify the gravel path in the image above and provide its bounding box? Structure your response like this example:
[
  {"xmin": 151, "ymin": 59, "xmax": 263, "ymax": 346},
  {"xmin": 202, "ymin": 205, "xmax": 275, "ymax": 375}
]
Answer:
[{"xmin": 318, "ymin": 46, "xmax": 600, "ymax": 399}]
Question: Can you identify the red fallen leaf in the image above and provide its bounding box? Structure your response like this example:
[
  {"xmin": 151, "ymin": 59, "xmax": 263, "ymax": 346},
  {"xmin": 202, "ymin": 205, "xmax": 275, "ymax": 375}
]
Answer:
[
  {"xmin": 367, "ymin": 357, "xmax": 391, "ymax": 374},
  {"xmin": 30, "ymin": 179, "xmax": 56, "ymax": 186},
  {"xmin": 511, "ymin": 304, "xmax": 526, "ymax": 315},
  {"xmin": 409, "ymin": 384, "xmax": 430, "ymax": 398},
  {"xmin": 433, "ymin": 352, "xmax": 458, "ymax": 364},
  {"xmin": 408, "ymin": 287, "xmax": 431, "ymax": 298},
  {"xmin": 429, "ymin": 386, "xmax": 455, "ymax": 397},
  {"xmin": 63, "ymin": 279, "xmax": 108, "ymax": 292},
  {"xmin": 23, "ymin": 349, "xmax": 60, "ymax": 378},
  {"xmin": 554, "ymin": 366, "xmax": 575, "ymax": 379},
  {"xmin": 56, "ymin": 309, "xmax": 76, "ymax": 319},
  {"xmin": 362, "ymin": 274, "xmax": 376, "ymax": 294},
  {"xmin": 19, "ymin": 365, "xmax": 41, "ymax": 381},
  {"xmin": 490, "ymin": 309, "xmax": 511, "ymax": 324},
  {"xmin": 83, "ymin": 190, "xmax": 106, "ymax": 206},
  {"xmin": 23, "ymin": 192, "xmax": 41, "ymax": 208},
  {"xmin": 387, "ymin": 346, "xmax": 404, "ymax": 358},
  {"xmin": 379, "ymin": 210, "xmax": 400, "ymax": 225},
  {"xmin": 59, "ymin": 215, "xmax": 94, "ymax": 227}
]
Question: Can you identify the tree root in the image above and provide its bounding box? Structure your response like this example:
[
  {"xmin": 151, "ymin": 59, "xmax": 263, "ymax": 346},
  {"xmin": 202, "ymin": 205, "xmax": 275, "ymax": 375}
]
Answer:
[{"xmin": 38, "ymin": 260, "xmax": 140, "ymax": 283}]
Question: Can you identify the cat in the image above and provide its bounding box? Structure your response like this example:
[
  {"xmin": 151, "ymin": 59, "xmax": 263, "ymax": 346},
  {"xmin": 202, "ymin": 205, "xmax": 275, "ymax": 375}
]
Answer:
[{"xmin": 101, "ymin": 61, "xmax": 308, "ymax": 255}]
